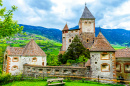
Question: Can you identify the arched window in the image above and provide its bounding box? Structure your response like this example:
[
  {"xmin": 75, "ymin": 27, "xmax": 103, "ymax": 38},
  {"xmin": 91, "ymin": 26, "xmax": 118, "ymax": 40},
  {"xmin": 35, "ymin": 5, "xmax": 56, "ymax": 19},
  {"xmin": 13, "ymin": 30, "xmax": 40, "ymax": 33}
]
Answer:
[
  {"xmin": 11, "ymin": 65, "xmax": 18, "ymax": 71},
  {"xmin": 32, "ymin": 57, "xmax": 37, "ymax": 62},
  {"xmin": 69, "ymin": 39, "xmax": 71, "ymax": 42},
  {"xmin": 101, "ymin": 52, "xmax": 110, "ymax": 60},
  {"xmin": 12, "ymin": 57, "xmax": 19, "ymax": 62},
  {"xmin": 86, "ymin": 39, "xmax": 89, "ymax": 43}
]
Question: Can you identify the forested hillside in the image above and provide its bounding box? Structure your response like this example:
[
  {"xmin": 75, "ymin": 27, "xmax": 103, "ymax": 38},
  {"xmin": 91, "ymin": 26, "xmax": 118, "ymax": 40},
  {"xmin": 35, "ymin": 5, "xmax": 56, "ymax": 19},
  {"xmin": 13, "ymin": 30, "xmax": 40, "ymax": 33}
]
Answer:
[{"xmin": 20, "ymin": 24, "xmax": 130, "ymax": 47}]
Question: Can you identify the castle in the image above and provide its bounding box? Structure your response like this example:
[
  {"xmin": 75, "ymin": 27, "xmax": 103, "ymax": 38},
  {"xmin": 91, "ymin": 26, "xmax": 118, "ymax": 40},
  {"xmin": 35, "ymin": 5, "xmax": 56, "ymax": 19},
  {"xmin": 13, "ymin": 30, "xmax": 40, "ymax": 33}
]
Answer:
[
  {"xmin": 59, "ymin": 4, "xmax": 130, "ymax": 81},
  {"xmin": 2, "ymin": 4, "xmax": 130, "ymax": 82},
  {"xmin": 59, "ymin": 5, "xmax": 117, "ymax": 80}
]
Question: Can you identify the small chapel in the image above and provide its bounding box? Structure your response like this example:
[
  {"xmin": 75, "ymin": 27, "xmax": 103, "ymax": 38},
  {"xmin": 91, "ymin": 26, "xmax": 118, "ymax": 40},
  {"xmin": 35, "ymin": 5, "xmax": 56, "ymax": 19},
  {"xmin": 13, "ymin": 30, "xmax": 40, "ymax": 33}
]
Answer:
[{"xmin": 3, "ymin": 39, "xmax": 46, "ymax": 75}]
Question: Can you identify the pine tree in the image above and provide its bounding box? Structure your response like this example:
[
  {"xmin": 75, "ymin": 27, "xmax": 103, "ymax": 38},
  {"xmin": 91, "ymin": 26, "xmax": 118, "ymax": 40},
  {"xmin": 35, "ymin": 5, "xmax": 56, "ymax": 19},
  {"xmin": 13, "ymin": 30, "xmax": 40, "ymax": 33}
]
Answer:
[{"xmin": 62, "ymin": 35, "xmax": 90, "ymax": 63}]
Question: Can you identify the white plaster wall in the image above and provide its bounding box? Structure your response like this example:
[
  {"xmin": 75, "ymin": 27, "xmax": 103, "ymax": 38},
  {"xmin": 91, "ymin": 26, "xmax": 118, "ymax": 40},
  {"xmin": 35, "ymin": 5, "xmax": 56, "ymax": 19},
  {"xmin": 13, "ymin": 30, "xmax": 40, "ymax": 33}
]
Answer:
[
  {"xmin": 90, "ymin": 52, "xmax": 114, "ymax": 79},
  {"xmin": 9, "ymin": 56, "xmax": 46, "ymax": 75}
]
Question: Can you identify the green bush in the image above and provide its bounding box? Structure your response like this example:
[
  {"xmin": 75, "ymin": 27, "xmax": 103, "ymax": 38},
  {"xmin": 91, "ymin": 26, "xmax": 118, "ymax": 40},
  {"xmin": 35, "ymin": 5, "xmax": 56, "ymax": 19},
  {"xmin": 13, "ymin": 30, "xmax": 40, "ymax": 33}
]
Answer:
[
  {"xmin": 0, "ymin": 72, "xmax": 11, "ymax": 85},
  {"xmin": 11, "ymin": 74, "xmax": 23, "ymax": 81}
]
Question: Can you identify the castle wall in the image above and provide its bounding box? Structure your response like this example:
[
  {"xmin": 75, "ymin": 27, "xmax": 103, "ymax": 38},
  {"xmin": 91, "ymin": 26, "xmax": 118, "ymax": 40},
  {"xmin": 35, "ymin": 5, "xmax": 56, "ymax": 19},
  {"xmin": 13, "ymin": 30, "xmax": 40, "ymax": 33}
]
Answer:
[
  {"xmin": 23, "ymin": 64, "xmax": 88, "ymax": 78},
  {"xmin": 90, "ymin": 52, "xmax": 116, "ymax": 83},
  {"xmin": 116, "ymin": 58, "xmax": 130, "ymax": 82},
  {"xmin": 62, "ymin": 30, "xmax": 79, "ymax": 51}
]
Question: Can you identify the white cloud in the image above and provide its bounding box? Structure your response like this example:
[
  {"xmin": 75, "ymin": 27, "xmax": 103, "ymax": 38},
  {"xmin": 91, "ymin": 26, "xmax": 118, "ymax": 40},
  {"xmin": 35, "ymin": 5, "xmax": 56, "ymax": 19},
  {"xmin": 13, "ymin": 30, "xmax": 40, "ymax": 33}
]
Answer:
[
  {"xmin": 1, "ymin": 0, "xmax": 130, "ymax": 30},
  {"xmin": 98, "ymin": 0, "xmax": 130, "ymax": 30}
]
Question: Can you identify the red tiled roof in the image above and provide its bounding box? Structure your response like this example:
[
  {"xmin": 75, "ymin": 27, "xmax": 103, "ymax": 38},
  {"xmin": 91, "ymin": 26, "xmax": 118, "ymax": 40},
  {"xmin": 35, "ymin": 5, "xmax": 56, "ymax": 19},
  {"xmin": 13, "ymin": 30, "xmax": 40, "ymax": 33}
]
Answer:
[
  {"xmin": 90, "ymin": 32, "xmax": 115, "ymax": 51},
  {"xmin": 7, "ymin": 46, "xmax": 24, "ymax": 56},
  {"xmin": 115, "ymin": 48, "xmax": 130, "ymax": 58},
  {"xmin": 85, "ymin": 59, "xmax": 90, "ymax": 67},
  {"xmin": 63, "ymin": 24, "xmax": 69, "ymax": 31},
  {"xmin": 7, "ymin": 39, "xmax": 46, "ymax": 56}
]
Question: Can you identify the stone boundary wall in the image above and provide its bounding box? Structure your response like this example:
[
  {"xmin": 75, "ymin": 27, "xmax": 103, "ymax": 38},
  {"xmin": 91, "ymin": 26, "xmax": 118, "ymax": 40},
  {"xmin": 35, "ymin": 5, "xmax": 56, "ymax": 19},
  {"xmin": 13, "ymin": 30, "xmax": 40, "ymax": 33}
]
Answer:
[{"xmin": 23, "ymin": 64, "xmax": 89, "ymax": 78}]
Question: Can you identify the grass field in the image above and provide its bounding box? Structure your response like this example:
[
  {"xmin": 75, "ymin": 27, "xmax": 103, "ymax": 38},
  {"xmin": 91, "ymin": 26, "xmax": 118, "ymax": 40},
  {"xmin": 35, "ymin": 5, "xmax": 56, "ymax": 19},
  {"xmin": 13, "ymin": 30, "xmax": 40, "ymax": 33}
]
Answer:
[
  {"xmin": 111, "ymin": 44, "xmax": 126, "ymax": 50},
  {"xmin": 2, "ymin": 81, "xmax": 124, "ymax": 86}
]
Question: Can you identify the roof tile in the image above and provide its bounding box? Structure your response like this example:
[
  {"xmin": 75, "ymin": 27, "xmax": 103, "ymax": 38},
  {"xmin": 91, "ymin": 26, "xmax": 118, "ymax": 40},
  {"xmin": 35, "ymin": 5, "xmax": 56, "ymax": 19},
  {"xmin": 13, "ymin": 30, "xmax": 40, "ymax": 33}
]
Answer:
[{"xmin": 90, "ymin": 32, "xmax": 115, "ymax": 51}]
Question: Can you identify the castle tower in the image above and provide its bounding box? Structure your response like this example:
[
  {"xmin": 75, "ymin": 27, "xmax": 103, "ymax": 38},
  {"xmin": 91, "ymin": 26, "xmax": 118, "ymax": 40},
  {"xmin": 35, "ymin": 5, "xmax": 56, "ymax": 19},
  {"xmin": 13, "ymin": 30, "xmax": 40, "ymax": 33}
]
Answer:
[
  {"xmin": 79, "ymin": 4, "xmax": 95, "ymax": 34},
  {"xmin": 79, "ymin": 4, "xmax": 95, "ymax": 49},
  {"xmin": 62, "ymin": 23, "xmax": 69, "ymax": 51}
]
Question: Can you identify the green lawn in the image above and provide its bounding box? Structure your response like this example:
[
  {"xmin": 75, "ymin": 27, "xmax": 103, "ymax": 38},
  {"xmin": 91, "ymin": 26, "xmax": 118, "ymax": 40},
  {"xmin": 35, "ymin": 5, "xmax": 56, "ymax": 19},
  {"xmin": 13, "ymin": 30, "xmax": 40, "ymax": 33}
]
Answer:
[
  {"xmin": 111, "ymin": 44, "xmax": 126, "ymax": 50},
  {"xmin": 3, "ymin": 81, "xmax": 124, "ymax": 86}
]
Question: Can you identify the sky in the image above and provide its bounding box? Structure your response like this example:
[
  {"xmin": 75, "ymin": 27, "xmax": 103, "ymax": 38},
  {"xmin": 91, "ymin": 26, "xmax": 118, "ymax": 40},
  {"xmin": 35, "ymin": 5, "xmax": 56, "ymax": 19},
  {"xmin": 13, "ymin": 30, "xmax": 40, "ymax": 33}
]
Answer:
[{"xmin": 2, "ymin": 0, "xmax": 130, "ymax": 30}]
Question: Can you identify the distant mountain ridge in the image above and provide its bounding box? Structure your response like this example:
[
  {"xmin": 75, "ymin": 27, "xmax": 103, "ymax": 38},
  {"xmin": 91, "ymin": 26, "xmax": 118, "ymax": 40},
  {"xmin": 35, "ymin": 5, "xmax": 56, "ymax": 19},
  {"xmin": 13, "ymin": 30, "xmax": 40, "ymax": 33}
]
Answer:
[
  {"xmin": 19, "ymin": 24, "xmax": 130, "ymax": 46},
  {"xmin": 19, "ymin": 24, "xmax": 62, "ymax": 43}
]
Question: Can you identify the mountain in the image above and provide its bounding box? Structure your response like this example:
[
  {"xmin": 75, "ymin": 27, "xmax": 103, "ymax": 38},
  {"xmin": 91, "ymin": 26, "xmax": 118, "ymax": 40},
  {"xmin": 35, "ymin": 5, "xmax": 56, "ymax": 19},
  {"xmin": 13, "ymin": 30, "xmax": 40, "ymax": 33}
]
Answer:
[
  {"xmin": 19, "ymin": 24, "xmax": 62, "ymax": 43},
  {"xmin": 19, "ymin": 24, "xmax": 130, "ymax": 46}
]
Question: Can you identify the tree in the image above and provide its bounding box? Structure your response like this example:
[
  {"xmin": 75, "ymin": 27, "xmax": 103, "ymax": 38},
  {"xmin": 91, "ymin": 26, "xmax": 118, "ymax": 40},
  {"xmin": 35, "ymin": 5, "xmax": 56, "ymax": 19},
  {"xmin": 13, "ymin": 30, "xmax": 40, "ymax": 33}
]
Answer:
[
  {"xmin": 47, "ymin": 54, "xmax": 60, "ymax": 66},
  {"xmin": 0, "ymin": 0, "xmax": 24, "ymax": 39},
  {"xmin": 61, "ymin": 35, "xmax": 90, "ymax": 64}
]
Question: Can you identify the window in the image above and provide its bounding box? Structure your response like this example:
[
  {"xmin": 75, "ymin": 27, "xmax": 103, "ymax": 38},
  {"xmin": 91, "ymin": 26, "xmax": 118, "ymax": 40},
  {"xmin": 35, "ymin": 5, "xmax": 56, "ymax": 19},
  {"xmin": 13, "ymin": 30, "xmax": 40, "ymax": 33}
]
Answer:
[
  {"xmin": 124, "ymin": 63, "xmax": 130, "ymax": 73},
  {"xmin": 93, "ymin": 38, "xmax": 94, "ymax": 43},
  {"xmin": 101, "ymin": 63, "xmax": 110, "ymax": 72},
  {"xmin": 89, "ymin": 22, "xmax": 91, "ymax": 24},
  {"xmin": 32, "ymin": 68, "xmax": 36, "ymax": 72},
  {"xmin": 55, "ymin": 69, "xmax": 59, "ymax": 74},
  {"xmin": 32, "ymin": 57, "xmax": 37, "ymax": 62},
  {"xmin": 65, "ymin": 31, "xmax": 68, "ymax": 33},
  {"xmin": 39, "ymin": 69, "xmax": 43, "ymax": 73},
  {"xmin": 101, "ymin": 52, "xmax": 110, "ymax": 60},
  {"xmin": 63, "ymin": 70, "xmax": 68, "ymax": 74},
  {"xmin": 95, "ymin": 62, "xmax": 97, "ymax": 64},
  {"xmin": 12, "ymin": 57, "xmax": 19, "ymax": 62},
  {"xmin": 116, "ymin": 63, "xmax": 121, "ymax": 72},
  {"xmin": 75, "ymin": 30, "xmax": 78, "ymax": 32},
  {"xmin": 86, "ymin": 39, "xmax": 89, "ymax": 43},
  {"xmin": 72, "ymin": 37, "xmax": 73, "ymax": 39},
  {"xmin": 69, "ymin": 39, "xmax": 71, "ymax": 42},
  {"xmin": 47, "ymin": 69, "xmax": 51, "ymax": 73},
  {"xmin": 11, "ymin": 65, "xmax": 18, "ymax": 71},
  {"xmin": 72, "ymin": 70, "xmax": 77, "ymax": 74}
]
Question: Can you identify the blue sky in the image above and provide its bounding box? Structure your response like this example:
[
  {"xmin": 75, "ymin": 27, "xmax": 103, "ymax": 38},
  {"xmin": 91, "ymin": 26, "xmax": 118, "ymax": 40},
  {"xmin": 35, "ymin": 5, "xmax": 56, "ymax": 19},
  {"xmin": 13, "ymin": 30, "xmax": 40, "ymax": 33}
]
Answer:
[{"xmin": 2, "ymin": 0, "xmax": 130, "ymax": 30}]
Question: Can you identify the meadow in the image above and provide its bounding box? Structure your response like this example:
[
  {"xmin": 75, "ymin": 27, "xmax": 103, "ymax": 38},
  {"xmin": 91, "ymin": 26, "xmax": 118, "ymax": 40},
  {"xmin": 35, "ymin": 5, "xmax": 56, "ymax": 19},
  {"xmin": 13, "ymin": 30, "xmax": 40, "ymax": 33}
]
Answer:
[{"xmin": 2, "ymin": 81, "xmax": 124, "ymax": 86}]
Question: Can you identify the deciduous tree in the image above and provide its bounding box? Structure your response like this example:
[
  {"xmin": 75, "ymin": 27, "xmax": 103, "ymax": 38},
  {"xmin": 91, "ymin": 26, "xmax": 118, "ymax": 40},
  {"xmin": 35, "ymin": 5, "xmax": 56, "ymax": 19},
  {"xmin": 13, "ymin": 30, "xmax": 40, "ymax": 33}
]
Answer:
[{"xmin": 0, "ymin": 0, "xmax": 24, "ymax": 39}]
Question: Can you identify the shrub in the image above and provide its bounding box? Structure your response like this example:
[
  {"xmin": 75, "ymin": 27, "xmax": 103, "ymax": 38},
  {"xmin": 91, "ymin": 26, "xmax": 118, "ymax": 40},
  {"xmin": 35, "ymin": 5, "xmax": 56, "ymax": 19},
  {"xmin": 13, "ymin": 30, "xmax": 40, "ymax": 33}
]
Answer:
[{"xmin": 0, "ymin": 72, "xmax": 11, "ymax": 85}]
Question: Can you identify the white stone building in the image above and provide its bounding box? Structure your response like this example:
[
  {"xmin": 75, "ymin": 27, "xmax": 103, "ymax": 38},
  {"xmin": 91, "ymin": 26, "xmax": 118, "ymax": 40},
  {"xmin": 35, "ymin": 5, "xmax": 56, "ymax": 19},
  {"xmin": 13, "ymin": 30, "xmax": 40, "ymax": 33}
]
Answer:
[{"xmin": 3, "ymin": 39, "xmax": 46, "ymax": 75}]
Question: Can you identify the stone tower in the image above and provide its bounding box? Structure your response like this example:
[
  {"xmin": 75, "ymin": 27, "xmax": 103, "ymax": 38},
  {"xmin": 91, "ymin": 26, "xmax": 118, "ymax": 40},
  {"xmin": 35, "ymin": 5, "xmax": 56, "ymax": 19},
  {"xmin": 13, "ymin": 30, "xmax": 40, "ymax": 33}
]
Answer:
[{"xmin": 79, "ymin": 5, "xmax": 95, "ymax": 49}]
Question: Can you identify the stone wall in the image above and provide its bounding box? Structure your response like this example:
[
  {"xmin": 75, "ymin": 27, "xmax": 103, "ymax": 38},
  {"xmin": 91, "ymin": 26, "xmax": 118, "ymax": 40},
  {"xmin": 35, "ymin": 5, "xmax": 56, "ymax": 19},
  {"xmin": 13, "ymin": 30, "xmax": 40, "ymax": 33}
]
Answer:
[
  {"xmin": 23, "ymin": 64, "xmax": 89, "ymax": 78},
  {"xmin": 116, "ymin": 57, "xmax": 130, "ymax": 81},
  {"xmin": 90, "ymin": 51, "xmax": 116, "ymax": 83}
]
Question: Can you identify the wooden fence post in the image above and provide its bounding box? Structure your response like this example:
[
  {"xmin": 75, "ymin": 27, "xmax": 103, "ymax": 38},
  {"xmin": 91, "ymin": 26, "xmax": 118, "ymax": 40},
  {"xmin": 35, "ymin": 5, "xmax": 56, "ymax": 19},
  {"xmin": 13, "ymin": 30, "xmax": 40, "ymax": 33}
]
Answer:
[{"xmin": 98, "ymin": 75, "xmax": 99, "ymax": 83}]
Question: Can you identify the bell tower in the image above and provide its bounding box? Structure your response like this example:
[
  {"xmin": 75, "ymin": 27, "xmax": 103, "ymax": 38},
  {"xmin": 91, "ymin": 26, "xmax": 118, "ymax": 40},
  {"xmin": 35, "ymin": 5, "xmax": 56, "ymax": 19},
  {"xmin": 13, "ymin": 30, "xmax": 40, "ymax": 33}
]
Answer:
[
  {"xmin": 79, "ymin": 4, "xmax": 95, "ymax": 34},
  {"xmin": 79, "ymin": 4, "xmax": 95, "ymax": 49}
]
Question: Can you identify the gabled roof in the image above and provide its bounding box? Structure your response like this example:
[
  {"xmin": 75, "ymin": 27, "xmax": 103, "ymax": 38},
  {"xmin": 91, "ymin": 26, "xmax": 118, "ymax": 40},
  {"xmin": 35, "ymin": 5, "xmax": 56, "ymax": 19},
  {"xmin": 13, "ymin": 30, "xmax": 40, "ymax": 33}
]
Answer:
[
  {"xmin": 81, "ymin": 5, "xmax": 95, "ymax": 19},
  {"xmin": 90, "ymin": 32, "xmax": 115, "ymax": 51},
  {"xmin": 115, "ymin": 48, "xmax": 130, "ymax": 58},
  {"xmin": 7, "ymin": 39, "xmax": 46, "ymax": 56},
  {"xmin": 63, "ymin": 24, "xmax": 69, "ymax": 31}
]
